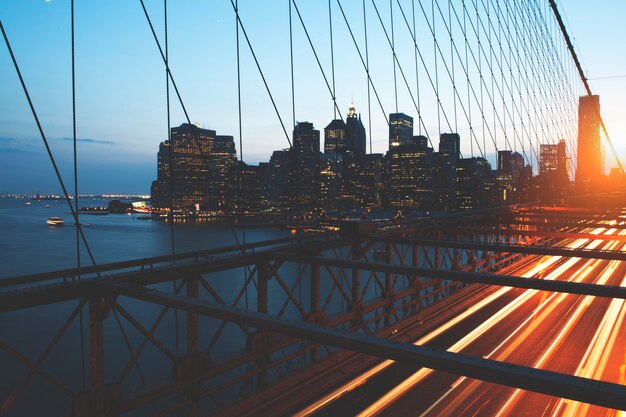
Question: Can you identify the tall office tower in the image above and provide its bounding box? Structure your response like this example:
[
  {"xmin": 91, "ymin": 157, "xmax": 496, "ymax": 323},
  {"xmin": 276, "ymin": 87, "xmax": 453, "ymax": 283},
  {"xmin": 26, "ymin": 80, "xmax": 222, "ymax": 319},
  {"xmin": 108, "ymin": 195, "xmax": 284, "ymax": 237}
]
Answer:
[
  {"xmin": 345, "ymin": 104, "xmax": 367, "ymax": 155},
  {"xmin": 540, "ymin": 144, "xmax": 559, "ymax": 175},
  {"xmin": 495, "ymin": 150, "xmax": 525, "ymax": 203},
  {"xmin": 455, "ymin": 157, "xmax": 492, "ymax": 211},
  {"xmin": 324, "ymin": 119, "xmax": 346, "ymax": 154},
  {"xmin": 389, "ymin": 113, "xmax": 414, "ymax": 148},
  {"xmin": 576, "ymin": 95, "xmax": 601, "ymax": 193},
  {"xmin": 434, "ymin": 133, "xmax": 461, "ymax": 212},
  {"xmin": 151, "ymin": 123, "xmax": 216, "ymax": 210},
  {"xmin": 266, "ymin": 149, "xmax": 293, "ymax": 213},
  {"xmin": 210, "ymin": 135, "xmax": 237, "ymax": 209},
  {"xmin": 385, "ymin": 135, "xmax": 434, "ymax": 210},
  {"xmin": 293, "ymin": 122, "xmax": 321, "ymax": 208},
  {"xmin": 539, "ymin": 140, "xmax": 569, "ymax": 202}
]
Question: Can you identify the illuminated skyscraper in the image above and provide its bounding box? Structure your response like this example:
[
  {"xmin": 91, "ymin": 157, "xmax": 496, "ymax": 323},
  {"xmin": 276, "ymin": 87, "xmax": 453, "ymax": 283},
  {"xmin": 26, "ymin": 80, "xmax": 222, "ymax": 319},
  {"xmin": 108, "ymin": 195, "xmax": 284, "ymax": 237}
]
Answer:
[
  {"xmin": 576, "ymin": 95, "xmax": 601, "ymax": 192},
  {"xmin": 346, "ymin": 104, "xmax": 367, "ymax": 155},
  {"xmin": 386, "ymin": 135, "xmax": 434, "ymax": 209},
  {"xmin": 324, "ymin": 119, "xmax": 346, "ymax": 154},
  {"xmin": 151, "ymin": 123, "xmax": 216, "ymax": 209},
  {"xmin": 389, "ymin": 113, "xmax": 414, "ymax": 148}
]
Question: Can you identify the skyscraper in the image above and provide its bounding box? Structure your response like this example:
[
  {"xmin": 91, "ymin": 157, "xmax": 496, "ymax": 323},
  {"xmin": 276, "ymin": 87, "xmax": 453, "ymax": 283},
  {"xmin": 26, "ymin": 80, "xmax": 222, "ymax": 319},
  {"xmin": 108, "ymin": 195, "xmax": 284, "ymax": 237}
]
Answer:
[
  {"xmin": 293, "ymin": 122, "xmax": 321, "ymax": 208},
  {"xmin": 345, "ymin": 104, "xmax": 367, "ymax": 155},
  {"xmin": 210, "ymin": 135, "xmax": 237, "ymax": 209},
  {"xmin": 324, "ymin": 119, "xmax": 346, "ymax": 155},
  {"xmin": 389, "ymin": 113, "xmax": 414, "ymax": 148},
  {"xmin": 576, "ymin": 95, "xmax": 601, "ymax": 193},
  {"xmin": 386, "ymin": 135, "xmax": 434, "ymax": 209},
  {"xmin": 151, "ymin": 123, "xmax": 217, "ymax": 210},
  {"xmin": 266, "ymin": 149, "xmax": 293, "ymax": 213},
  {"xmin": 434, "ymin": 133, "xmax": 461, "ymax": 212}
]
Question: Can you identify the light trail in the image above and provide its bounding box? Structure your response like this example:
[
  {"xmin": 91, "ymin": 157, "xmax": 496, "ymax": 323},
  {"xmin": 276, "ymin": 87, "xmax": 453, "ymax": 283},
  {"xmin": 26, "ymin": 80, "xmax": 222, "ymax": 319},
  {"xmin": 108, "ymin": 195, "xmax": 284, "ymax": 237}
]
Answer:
[
  {"xmin": 296, "ymin": 228, "xmax": 608, "ymax": 417},
  {"xmin": 356, "ymin": 229, "xmax": 608, "ymax": 416}
]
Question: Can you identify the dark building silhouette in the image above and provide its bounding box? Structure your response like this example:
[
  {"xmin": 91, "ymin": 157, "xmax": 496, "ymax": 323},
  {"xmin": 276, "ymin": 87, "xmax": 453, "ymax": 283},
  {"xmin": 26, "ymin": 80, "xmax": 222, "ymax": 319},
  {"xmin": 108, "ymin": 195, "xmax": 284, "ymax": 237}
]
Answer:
[
  {"xmin": 456, "ymin": 157, "xmax": 491, "ymax": 211},
  {"xmin": 389, "ymin": 113, "xmax": 414, "ymax": 148},
  {"xmin": 494, "ymin": 150, "xmax": 525, "ymax": 203},
  {"xmin": 346, "ymin": 104, "xmax": 367, "ymax": 155},
  {"xmin": 210, "ymin": 135, "xmax": 238, "ymax": 209},
  {"xmin": 266, "ymin": 149, "xmax": 293, "ymax": 213},
  {"xmin": 324, "ymin": 119, "xmax": 346, "ymax": 154},
  {"xmin": 360, "ymin": 153, "xmax": 385, "ymax": 209},
  {"xmin": 576, "ymin": 95, "xmax": 601, "ymax": 193},
  {"xmin": 151, "ymin": 123, "xmax": 219, "ymax": 210},
  {"xmin": 229, "ymin": 162, "xmax": 266, "ymax": 213},
  {"xmin": 293, "ymin": 122, "xmax": 321, "ymax": 208},
  {"xmin": 539, "ymin": 140, "xmax": 569, "ymax": 202},
  {"xmin": 434, "ymin": 133, "xmax": 461, "ymax": 212}
]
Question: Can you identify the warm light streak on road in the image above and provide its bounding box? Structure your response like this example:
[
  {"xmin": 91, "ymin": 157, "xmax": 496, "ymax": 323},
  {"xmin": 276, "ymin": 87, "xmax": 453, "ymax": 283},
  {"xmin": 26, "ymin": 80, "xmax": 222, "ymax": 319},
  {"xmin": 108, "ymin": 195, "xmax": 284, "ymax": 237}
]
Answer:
[
  {"xmin": 356, "ymin": 231, "xmax": 610, "ymax": 417},
  {"xmin": 296, "ymin": 228, "xmax": 611, "ymax": 417}
]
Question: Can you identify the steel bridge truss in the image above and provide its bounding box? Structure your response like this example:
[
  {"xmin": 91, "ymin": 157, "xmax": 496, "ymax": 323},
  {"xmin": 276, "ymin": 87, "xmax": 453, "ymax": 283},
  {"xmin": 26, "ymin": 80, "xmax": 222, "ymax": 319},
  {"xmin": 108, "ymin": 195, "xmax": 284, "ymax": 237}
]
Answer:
[{"xmin": 1, "ymin": 207, "xmax": 626, "ymax": 416}]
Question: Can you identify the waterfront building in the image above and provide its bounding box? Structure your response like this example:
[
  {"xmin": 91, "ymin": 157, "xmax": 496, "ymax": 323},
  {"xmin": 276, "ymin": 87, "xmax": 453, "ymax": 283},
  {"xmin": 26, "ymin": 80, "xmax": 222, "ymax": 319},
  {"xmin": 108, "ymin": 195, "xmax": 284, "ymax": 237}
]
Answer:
[{"xmin": 151, "ymin": 123, "xmax": 217, "ymax": 210}]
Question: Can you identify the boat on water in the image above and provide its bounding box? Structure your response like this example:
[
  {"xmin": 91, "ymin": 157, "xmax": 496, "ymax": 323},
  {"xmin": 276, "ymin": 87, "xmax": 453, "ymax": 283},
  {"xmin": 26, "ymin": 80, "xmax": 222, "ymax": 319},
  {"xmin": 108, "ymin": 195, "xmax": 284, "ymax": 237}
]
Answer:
[
  {"xmin": 44, "ymin": 204, "xmax": 51, "ymax": 208},
  {"xmin": 46, "ymin": 216, "xmax": 64, "ymax": 226},
  {"xmin": 24, "ymin": 201, "xmax": 32, "ymax": 205}
]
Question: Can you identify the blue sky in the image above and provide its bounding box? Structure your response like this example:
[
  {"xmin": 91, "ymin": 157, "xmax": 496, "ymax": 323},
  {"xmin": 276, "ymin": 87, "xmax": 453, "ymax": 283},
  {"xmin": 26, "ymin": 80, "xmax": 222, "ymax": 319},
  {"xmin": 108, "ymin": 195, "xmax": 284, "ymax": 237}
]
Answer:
[{"xmin": 1, "ymin": 0, "xmax": 625, "ymax": 194}]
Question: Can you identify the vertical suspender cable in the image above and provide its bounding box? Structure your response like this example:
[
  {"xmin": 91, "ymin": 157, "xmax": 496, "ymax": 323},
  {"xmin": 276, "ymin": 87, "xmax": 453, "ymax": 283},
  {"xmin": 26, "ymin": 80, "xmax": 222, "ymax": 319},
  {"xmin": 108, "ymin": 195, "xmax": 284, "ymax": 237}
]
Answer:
[
  {"xmin": 328, "ymin": 0, "xmax": 337, "ymax": 120},
  {"xmin": 390, "ymin": 0, "xmax": 398, "ymax": 114},
  {"xmin": 289, "ymin": 0, "xmax": 296, "ymax": 131},
  {"xmin": 362, "ymin": 0, "xmax": 373, "ymax": 153},
  {"xmin": 235, "ymin": 0, "xmax": 249, "ymax": 310},
  {"xmin": 235, "ymin": 0, "xmax": 246, "ymax": 254},
  {"xmin": 163, "ymin": 0, "xmax": 180, "ymax": 359},
  {"xmin": 433, "ymin": 0, "xmax": 441, "ymax": 137},
  {"xmin": 411, "ymin": 0, "xmax": 422, "ymax": 136},
  {"xmin": 70, "ymin": 0, "xmax": 86, "ymax": 389}
]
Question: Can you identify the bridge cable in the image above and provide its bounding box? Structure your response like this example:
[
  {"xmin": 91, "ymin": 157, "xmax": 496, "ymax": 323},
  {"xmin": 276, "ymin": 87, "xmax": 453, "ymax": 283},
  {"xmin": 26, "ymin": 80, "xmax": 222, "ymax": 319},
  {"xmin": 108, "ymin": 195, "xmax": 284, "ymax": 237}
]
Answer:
[
  {"xmin": 329, "ymin": 0, "xmax": 337, "ymax": 121},
  {"xmin": 163, "ymin": 0, "xmax": 181, "ymax": 360},
  {"xmin": 290, "ymin": 0, "xmax": 344, "ymax": 124},
  {"xmin": 139, "ymin": 0, "xmax": 257, "ymax": 275},
  {"xmin": 390, "ymin": 0, "xmax": 398, "ymax": 114},
  {"xmin": 70, "ymin": 0, "xmax": 87, "ymax": 390},
  {"xmin": 362, "ymin": 0, "xmax": 373, "ymax": 153},
  {"xmin": 0, "ymin": 19, "xmax": 98, "ymax": 269},
  {"xmin": 411, "ymin": 0, "xmax": 422, "ymax": 137},
  {"xmin": 336, "ymin": 0, "xmax": 389, "ymax": 127},
  {"xmin": 370, "ymin": 0, "xmax": 436, "ymax": 147},
  {"xmin": 226, "ymin": 0, "xmax": 292, "ymax": 148}
]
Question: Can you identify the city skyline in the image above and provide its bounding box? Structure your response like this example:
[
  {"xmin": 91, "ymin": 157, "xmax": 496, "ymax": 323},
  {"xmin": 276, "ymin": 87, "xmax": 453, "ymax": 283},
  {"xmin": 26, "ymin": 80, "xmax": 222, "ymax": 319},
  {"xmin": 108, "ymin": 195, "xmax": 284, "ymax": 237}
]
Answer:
[{"xmin": 1, "ymin": 1, "xmax": 625, "ymax": 195}]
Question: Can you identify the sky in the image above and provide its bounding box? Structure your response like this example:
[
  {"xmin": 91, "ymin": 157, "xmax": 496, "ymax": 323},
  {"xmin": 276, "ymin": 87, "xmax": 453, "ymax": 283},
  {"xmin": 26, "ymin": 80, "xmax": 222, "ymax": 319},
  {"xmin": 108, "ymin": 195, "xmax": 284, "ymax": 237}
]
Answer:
[{"xmin": 1, "ymin": 0, "xmax": 625, "ymax": 195}]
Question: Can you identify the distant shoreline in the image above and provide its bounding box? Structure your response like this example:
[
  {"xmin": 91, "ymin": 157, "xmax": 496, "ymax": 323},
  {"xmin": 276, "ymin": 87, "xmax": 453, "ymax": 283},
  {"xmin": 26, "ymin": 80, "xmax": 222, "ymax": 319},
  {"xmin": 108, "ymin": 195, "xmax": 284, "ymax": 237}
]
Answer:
[{"xmin": 0, "ymin": 194, "xmax": 150, "ymax": 200}]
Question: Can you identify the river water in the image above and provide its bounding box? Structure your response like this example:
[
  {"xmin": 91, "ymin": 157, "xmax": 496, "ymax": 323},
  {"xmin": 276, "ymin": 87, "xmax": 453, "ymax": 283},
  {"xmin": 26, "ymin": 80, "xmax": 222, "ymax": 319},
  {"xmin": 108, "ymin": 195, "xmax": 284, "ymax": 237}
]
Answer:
[
  {"xmin": 0, "ymin": 197, "xmax": 288, "ymax": 279},
  {"xmin": 0, "ymin": 197, "xmax": 291, "ymax": 416}
]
